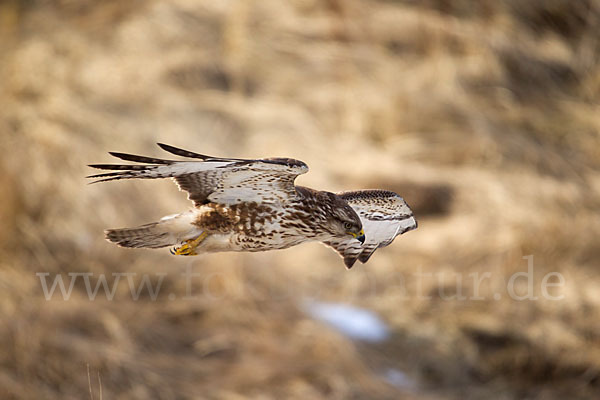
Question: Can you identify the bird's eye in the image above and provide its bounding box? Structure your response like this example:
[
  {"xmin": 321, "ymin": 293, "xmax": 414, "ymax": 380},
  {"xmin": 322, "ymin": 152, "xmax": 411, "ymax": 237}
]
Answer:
[{"xmin": 343, "ymin": 222, "xmax": 353, "ymax": 230}]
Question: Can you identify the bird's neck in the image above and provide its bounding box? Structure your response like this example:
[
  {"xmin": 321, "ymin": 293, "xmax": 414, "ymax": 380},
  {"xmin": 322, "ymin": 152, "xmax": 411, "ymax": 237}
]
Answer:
[{"xmin": 293, "ymin": 186, "xmax": 337, "ymax": 238}]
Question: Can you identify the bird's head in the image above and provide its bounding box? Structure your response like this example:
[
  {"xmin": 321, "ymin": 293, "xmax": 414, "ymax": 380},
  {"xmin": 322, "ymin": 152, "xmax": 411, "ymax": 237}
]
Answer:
[{"xmin": 324, "ymin": 194, "xmax": 365, "ymax": 243}]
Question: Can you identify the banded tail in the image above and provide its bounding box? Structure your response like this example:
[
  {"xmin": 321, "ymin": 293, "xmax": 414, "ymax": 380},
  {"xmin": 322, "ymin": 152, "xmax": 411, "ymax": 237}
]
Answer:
[
  {"xmin": 104, "ymin": 212, "xmax": 201, "ymax": 249},
  {"xmin": 105, "ymin": 223, "xmax": 175, "ymax": 248}
]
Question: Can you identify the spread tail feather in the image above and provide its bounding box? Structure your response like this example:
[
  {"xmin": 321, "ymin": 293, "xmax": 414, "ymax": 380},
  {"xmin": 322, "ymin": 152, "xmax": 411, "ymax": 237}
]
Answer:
[
  {"xmin": 105, "ymin": 222, "xmax": 176, "ymax": 249},
  {"xmin": 105, "ymin": 212, "xmax": 201, "ymax": 249}
]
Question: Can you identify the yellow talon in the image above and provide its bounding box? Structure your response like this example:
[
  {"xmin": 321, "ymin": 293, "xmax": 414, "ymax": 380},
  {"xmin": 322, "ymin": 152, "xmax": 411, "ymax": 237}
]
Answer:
[
  {"xmin": 171, "ymin": 242, "xmax": 197, "ymax": 256},
  {"xmin": 170, "ymin": 232, "xmax": 208, "ymax": 256}
]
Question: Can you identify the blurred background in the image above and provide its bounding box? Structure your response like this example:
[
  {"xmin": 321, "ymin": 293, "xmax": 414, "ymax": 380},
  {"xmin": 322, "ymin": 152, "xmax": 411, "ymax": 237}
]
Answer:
[{"xmin": 2, "ymin": 0, "xmax": 600, "ymax": 399}]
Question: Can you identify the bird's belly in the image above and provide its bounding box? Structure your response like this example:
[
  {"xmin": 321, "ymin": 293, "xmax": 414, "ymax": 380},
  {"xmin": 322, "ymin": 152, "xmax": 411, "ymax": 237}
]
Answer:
[
  {"xmin": 194, "ymin": 203, "xmax": 315, "ymax": 253},
  {"xmin": 200, "ymin": 231, "xmax": 309, "ymax": 253}
]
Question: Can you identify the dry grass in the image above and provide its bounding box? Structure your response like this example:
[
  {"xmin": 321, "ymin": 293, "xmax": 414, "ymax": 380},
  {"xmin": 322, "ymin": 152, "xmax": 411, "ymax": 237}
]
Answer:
[{"xmin": 1, "ymin": 0, "xmax": 600, "ymax": 399}]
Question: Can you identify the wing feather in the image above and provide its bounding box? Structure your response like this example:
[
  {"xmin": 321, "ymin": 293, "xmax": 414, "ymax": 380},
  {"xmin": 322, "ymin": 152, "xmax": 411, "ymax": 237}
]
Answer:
[
  {"xmin": 326, "ymin": 190, "xmax": 417, "ymax": 268},
  {"xmin": 156, "ymin": 143, "xmax": 244, "ymax": 161},
  {"xmin": 88, "ymin": 144, "xmax": 309, "ymax": 206},
  {"xmin": 108, "ymin": 152, "xmax": 174, "ymax": 165},
  {"xmin": 322, "ymin": 238, "xmax": 364, "ymax": 269}
]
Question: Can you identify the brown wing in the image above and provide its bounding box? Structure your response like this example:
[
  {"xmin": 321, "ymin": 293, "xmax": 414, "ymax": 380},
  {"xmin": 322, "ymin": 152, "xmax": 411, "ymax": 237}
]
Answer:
[
  {"xmin": 322, "ymin": 238, "xmax": 365, "ymax": 269},
  {"xmin": 88, "ymin": 143, "xmax": 309, "ymax": 206}
]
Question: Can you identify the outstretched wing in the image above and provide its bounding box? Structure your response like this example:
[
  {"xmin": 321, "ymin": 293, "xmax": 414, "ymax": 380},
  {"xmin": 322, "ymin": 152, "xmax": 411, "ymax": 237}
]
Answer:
[
  {"xmin": 88, "ymin": 143, "xmax": 308, "ymax": 206},
  {"xmin": 325, "ymin": 190, "xmax": 417, "ymax": 269}
]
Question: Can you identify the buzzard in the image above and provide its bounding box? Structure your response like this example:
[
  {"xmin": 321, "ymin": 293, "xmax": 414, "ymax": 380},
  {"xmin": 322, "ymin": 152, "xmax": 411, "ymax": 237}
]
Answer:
[{"xmin": 88, "ymin": 144, "xmax": 417, "ymax": 268}]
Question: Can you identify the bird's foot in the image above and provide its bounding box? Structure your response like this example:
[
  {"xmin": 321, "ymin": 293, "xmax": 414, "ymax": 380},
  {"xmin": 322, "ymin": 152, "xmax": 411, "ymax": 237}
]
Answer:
[{"xmin": 170, "ymin": 232, "xmax": 208, "ymax": 256}]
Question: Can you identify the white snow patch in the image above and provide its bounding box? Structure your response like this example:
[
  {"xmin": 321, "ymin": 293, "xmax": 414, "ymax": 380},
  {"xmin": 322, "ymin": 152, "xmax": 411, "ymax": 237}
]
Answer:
[
  {"xmin": 383, "ymin": 368, "xmax": 416, "ymax": 390},
  {"xmin": 302, "ymin": 300, "xmax": 390, "ymax": 343}
]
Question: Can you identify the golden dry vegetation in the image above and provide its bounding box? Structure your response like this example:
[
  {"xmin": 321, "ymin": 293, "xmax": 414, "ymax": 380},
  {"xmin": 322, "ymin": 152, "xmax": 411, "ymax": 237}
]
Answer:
[{"xmin": 1, "ymin": 0, "xmax": 600, "ymax": 399}]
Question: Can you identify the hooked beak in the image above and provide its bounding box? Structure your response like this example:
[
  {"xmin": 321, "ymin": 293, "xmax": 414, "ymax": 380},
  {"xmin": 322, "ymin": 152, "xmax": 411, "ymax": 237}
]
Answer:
[{"xmin": 350, "ymin": 229, "xmax": 365, "ymax": 244}]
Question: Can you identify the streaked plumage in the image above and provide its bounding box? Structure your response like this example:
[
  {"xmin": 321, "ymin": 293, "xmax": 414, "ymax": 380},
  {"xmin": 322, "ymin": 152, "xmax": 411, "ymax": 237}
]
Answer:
[{"xmin": 88, "ymin": 144, "xmax": 417, "ymax": 268}]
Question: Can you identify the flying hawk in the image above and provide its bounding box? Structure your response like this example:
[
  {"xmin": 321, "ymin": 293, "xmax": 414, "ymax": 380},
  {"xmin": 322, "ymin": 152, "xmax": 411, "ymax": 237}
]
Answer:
[{"xmin": 88, "ymin": 144, "xmax": 417, "ymax": 268}]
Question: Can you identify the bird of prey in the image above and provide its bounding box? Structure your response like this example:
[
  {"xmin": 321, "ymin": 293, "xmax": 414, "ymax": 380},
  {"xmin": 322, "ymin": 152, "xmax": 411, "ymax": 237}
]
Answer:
[{"xmin": 88, "ymin": 144, "xmax": 417, "ymax": 268}]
